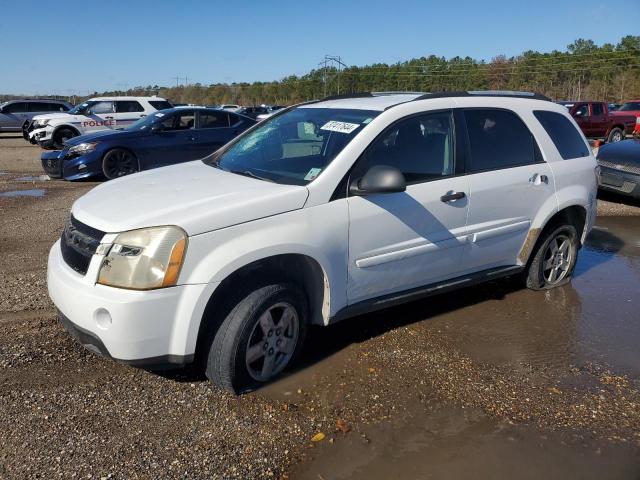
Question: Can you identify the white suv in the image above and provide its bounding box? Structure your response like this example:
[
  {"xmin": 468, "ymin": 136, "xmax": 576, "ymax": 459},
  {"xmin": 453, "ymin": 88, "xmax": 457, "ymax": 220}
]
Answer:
[
  {"xmin": 48, "ymin": 91, "xmax": 597, "ymax": 393},
  {"xmin": 30, "ymin": 96, "xmax": 172, "ymax": 149}
]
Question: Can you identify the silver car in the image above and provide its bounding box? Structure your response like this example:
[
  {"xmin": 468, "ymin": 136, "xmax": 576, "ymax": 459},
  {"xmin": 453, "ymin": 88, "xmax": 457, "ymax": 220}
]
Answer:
[{"xmin": 0, "ymin": 99, "xmax": 73, "ymax": 136}]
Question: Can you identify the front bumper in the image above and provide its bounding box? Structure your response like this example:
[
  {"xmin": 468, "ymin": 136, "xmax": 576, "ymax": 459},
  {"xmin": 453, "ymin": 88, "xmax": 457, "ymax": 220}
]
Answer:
[
  {"xmin": 48, "ymin": 239, "xmax": 212, "ymax": 367},
  {"xmin": 41, "ymin": 148, "xmax": 102, "ymax": 180},
  {"xmin": 598, "ymin": 165, "xmax": 640, "ymax": 199}
]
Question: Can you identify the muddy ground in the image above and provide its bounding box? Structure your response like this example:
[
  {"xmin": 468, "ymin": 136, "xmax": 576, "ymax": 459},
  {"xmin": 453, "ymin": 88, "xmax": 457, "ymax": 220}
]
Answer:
[{"xmin": 0, "ymin": 134, "xmax": 639, "ymax": 479}]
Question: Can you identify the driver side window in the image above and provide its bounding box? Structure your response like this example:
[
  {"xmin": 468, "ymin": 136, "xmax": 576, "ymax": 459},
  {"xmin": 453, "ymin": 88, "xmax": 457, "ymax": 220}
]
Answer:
[
  {"xmin": 89, "ymin": 101, "xmax": 114, "ymax": 114},
  {"xmin": 161, "ymin": 111, "xmax": 195, "ymax": 131},
  {"xmin": 354, "ymin": 111, "xmax": 455, "ymax": 184}
]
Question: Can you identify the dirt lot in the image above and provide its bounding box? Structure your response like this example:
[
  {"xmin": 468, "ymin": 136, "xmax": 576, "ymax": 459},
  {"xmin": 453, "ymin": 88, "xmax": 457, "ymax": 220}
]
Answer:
[{"xmin": 1, "ymin": 134, "xmax": 639, "ymax": 479}]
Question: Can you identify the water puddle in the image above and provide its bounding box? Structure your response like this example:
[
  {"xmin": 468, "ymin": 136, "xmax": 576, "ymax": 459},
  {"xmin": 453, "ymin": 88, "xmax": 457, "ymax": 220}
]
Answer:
[
  {"xmin": 14, "ymin": 175, "xmax": 50, "ymax": 182},
  {"xmin": 0, "ymin": 189, "xmax": 46, "ymax": 198}
]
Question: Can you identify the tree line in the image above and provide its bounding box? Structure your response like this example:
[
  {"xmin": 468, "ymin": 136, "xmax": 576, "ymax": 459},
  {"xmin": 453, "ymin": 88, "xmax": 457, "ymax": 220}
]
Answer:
[{"xmin": 3, "ymin": 36, "xmax": 639, "ymax": 106}]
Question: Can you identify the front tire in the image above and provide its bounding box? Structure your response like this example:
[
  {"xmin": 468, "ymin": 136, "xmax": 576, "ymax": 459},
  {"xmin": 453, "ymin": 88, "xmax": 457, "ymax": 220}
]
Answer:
[
  {"xmin": 607, "ymin": 127, "xmax": 624, "ymax": 143},
  {"xmin": 205, "ymin": 283, "xmax": 308, "ymax": 393},
  {"xmin": 52, "ymin": 128, "xmax": 76, "ymax": 149},
  {"xmin": 525, "ymin": 224, "xmax": 579, "ymax": 290},
  {"xmin": 102, "ymin": 148, "xmax": 139, "ymax": 179}
]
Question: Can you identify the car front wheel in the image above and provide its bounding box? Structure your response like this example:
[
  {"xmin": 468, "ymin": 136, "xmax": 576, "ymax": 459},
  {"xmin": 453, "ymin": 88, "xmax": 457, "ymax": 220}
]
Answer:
[
  {"xmin": 205, "ymin": 283, "xmax": 308, "ymax": 393},
  {"xmin": 102, "ymin": 148, "xmax": 139, "ymax": 179},
  {"xmin": 525, "ymin": 224, "xmax": 579, "ymax": 290}
]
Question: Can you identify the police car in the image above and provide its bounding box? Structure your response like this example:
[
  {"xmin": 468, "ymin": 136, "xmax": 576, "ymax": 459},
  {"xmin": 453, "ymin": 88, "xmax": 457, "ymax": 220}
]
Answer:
[{"xmin": 29, "ymin": 96, "xmax": 172, "ymax": 149}]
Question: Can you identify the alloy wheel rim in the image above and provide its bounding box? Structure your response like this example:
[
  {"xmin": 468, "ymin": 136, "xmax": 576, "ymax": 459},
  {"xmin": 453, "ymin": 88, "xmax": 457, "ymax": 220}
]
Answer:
[
  {"xmin": 106, "ymin": 151, "xmax": 136, "ymax": 178},
  {"xmin": 542, "ymin": 233, "xmax": 573, "ymax": 285},
  {"xmin": 245, "ymin": 302, "xmax": 299, "ymax": 382}
]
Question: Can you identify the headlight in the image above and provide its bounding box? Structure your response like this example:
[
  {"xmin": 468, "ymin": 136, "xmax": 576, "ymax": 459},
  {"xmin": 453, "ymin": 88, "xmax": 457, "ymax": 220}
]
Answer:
[
  {"xmin": 68, "ymin": 142, "xmax": 98, "ymax": 155},
  {"xmin": 97, "ymin": 226, "xmax": 187, "ymax": 290},
  {"xmin": 36, "ymin": 119, "xmax": 50, "ymax": 127}
]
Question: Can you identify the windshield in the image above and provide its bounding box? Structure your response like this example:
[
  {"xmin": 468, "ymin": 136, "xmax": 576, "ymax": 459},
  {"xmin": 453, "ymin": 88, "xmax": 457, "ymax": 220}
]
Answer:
[
  {"xmin": 205, "ymin": 107, "xmax": 379, "ymax": 185},
  {"xmin": 67, "ymin": 101, "xmax": 97, "ymax": 115},
  {"xmin": 125, "ymin": 111, "xmax": 167, "ymax": 131},
  {"xmin": 618, "ymin": 102, "xmax": 640, "ymax": 111}
]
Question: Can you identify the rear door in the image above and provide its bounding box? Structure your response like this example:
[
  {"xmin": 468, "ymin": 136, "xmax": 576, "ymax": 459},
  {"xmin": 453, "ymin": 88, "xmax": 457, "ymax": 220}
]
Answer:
[
  {"xmin": 0, "ymin": 101, "xmax": 29, "ymax": 131},
  {"xmin": 114, "ymin": 100, "xmax": 146, "ymax": 129},
  {"xmin": 347, "ymin": 110, "xmax": 470, "ymax": 303},
  {"xmin": 459, "ymin": 108, "xmax": 555, "ymax": 272},
  {"xmin": 589, "ymin": 102, "xmax": 607, "ymax": 137}
]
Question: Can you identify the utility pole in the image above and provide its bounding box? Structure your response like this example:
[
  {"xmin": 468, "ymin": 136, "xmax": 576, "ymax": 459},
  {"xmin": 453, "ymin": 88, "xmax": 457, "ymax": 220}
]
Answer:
[
  {"xmin": 174, "ymin": 76, "xmax": 181, "ymax": 88},
  {"xmin": 318, "ymin": 55, "xmax": 347, "ymax": 96}
]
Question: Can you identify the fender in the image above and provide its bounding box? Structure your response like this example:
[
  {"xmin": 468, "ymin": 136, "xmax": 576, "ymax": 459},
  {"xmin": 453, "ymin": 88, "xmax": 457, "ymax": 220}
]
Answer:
[{"xmin": 181, "ymin": 202, "xmax": 350, "ymax": 324}]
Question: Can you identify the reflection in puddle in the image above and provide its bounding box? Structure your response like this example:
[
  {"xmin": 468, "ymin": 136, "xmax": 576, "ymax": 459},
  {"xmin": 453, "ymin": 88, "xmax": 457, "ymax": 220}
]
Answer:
[
  {"xmin": 0, "ymin": 189, "xmax": 46, "ymax": 198},
  {"xmin": 14, "ymin": 175, "xmax": 50, "ymax": 182}
]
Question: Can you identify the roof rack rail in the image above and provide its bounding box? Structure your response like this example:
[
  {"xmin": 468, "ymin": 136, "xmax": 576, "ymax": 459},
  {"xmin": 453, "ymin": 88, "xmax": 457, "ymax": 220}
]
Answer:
[
  {"xmin": 412, "ymin": 90, "xmax": 552, "ymax": 102},
  {"xmin": 320, "ymin": 91, "xmax": 425, "ymax": 102}
]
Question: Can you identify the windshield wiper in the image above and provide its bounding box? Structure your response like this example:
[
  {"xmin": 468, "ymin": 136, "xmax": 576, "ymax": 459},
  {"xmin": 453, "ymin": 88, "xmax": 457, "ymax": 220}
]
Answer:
[{"xmin": 229, "ymin": 169, "xmax": 274, "ymax": 183}]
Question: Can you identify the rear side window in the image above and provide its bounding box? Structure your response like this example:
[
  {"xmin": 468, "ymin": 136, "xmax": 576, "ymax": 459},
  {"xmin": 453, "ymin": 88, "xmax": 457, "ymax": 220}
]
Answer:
[
  {"xmin": 149, "ymin": 100, "xmax": 172, "ymax": 111},
  {"xmin": 463, "ymin": 109, "xmax": 538, "ymax": 172},
  {"xmin": 198, "ymin": 111, "xmax": 230, "ymax": 128},
  {"xmin": 592, "ymin": 103, "xmax": 604, "ymax": 116},
  {"xmin": 534, "ymin": 110, "xmax": 589, "ymax": 160},
  {"xmin": 116, "ymin": 101, "xmax": 144, "ymax": 113}
]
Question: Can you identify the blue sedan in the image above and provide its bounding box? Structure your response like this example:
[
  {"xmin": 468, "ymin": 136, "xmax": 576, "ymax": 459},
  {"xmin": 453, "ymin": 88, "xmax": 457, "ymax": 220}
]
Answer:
[{"xmin": 40, "ymin": 107, "xmax": 256, "ymax": 180}]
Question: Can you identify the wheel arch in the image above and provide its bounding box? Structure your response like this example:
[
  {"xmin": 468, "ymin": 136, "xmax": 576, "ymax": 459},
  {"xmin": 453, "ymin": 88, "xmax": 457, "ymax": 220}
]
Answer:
[
  {"xmin": 519, "ymin": 204, "xmax": 587, "ymax": 265},
  {"xmin": 192, "ymin": 253, "xmax": 330, "ymax": 365},
  {"xmin": 52, "ymin": 123, "xmax": 81, "ymax": 138}
]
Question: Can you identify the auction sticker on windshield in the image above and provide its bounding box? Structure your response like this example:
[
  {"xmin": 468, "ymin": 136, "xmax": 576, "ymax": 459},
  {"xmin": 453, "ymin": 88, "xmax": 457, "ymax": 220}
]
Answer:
[{"xmin": 321, "ymin": 121, "xmax": 360, "ymax": 134}]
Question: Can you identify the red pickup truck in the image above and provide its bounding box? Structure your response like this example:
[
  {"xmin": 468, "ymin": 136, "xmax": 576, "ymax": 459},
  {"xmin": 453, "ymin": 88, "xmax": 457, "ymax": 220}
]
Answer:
[{"xmin": 559, "ymin": 101, "xmax": 636, "ymax": 143}]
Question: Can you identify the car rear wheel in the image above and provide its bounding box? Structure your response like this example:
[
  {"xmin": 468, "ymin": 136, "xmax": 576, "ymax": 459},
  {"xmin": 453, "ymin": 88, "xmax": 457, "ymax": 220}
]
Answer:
[
  {"xmin": 607, "ymin": 127, "xmax": 624, "ymax": 143},
  {"xmin": 205, "ymin": 283, "xmax": 308, "ymax": 393},
  {"xmin": 525, "ymin": 224, "xmax": 579, "ymax": 290},
  {"xmin": 53, "ymin": 128, "xmax": 77, "ymax": 149},
  {"xmin": 102, "ymin": 149, "xmax": 139, "ymax": 179}
]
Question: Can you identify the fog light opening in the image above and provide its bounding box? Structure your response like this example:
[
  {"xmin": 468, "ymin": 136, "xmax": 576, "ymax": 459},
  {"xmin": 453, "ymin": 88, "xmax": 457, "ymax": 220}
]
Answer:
[{"xmin": 94, "ymin": 308, "xmax": 112, "ymax": 330}]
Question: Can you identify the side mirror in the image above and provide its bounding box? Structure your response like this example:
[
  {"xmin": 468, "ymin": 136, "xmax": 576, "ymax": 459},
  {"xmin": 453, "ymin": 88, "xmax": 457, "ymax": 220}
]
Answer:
[{"xmin": 350, "ymin": 165, "xmax": 406, "ymax": 196}]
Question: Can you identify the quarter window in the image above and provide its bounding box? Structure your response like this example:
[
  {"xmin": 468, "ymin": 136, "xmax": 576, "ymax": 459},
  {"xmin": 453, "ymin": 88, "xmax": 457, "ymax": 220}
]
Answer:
[
  {"xmin": 355, "ymin": 111, "xmax": 455, "ymax": 183},
  {"xmin": 533, "ymin": 110, "xmax": 589, "ymax": 160},
  {"xmin": 463, "ymin": 109, "xmax": 538, "ymax": 172},
  {"xmin": 198, "ymin": 112, "xmax": 230, "ymax": 129}
]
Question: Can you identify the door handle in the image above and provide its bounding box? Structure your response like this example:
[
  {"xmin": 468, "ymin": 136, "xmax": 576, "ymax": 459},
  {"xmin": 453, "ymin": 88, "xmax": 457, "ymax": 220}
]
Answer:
[
  {"xmin": 440, "ymin": 191, "xmax": 466, "ymax": 203},
  {"xmin": 529, "ymin": 173, "xmax": 549, "ymax": 185},
  {"xmin": 105, "ymin": 116, "xmax": 114, "ymax": 119}
]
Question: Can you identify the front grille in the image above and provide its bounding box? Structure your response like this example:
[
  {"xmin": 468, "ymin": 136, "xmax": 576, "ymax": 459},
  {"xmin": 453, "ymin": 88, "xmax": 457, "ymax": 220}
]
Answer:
[
  {"xmin": 598, "ymin": 160, "xmax": 640, "ymax": 175},
  {"xmin": 41, "ymin": 156, "xmax": 63, "ymax": 178},
  {"xmin": 60, "ymin": 216, "xmax": 105, "ymax": 275}
]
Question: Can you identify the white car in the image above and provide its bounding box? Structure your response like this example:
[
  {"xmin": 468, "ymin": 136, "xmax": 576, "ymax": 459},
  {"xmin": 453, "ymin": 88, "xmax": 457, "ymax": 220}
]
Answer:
[
  {"xmin": 48, "ymin": 91, "xmax": 597, "ymax": 393},
  {"xmin": 30, "ymin": 96, "xmax": 172, "ymax": 149},
  {"xmin": 220, "ymin": 104, "xmax": 242, "ymax": 113}
]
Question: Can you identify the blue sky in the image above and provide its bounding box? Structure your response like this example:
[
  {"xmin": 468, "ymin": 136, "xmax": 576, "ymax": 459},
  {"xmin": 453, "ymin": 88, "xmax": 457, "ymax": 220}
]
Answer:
[{"xmin": 0, "ymin": 0, "xmax": 638, "ymax": 95}]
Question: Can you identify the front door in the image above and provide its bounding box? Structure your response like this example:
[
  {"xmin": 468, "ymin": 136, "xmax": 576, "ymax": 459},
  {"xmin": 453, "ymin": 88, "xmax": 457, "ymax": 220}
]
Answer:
[
  {"xmin": 142, "ymin": 110, "xmax": 198, "ymax": 167},
  {"xmin": 193, "ymin": 110, "xmax": 235, "ymax": 157},
  {"xmin": 347, "ymin": 110, "xmax": 470, "ymax": 304},
  {"xmin": 82, "ymin": 101, "xmax": 115, "ymax": 132},
  {"xmin": 459, "ymin": 108, "xmax": 555, "ymax": 272}
]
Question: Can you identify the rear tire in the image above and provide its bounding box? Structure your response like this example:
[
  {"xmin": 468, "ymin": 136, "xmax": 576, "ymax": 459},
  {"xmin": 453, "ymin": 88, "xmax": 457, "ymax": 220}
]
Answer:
[
  {"xmin": 102, "ymin": 148, "xmax": 139, "ymax": 179},
  {"xmin": 607, "ymin": 127, "xmax": 624, "ymax": 143},
  {"xmin": 525, "ymin": 224, "xmax": 579, "ymax": 290},
  {"xmin": 52, "ymin": 128, "xmax": 76, "ymax": 149},
  {"xmin": 205, "ymin": 283, "xmax": 308, "ymax": 393}
]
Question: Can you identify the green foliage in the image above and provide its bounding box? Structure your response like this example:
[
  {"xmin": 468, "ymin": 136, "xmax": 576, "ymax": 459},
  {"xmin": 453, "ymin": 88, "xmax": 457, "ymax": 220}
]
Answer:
[{"xmin": 3, "ymin": 36, "xmax": 638, "ymax": 106}]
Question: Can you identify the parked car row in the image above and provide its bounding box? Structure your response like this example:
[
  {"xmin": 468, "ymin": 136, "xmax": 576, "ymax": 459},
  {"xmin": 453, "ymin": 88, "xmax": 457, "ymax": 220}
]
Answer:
[
  {"xmin": 41, "ymin": 107, "xmax": 255, "ymax": 180},
  {"xmin": 559, "ymin": 100, "xmax": 640, "ymax": 143}
]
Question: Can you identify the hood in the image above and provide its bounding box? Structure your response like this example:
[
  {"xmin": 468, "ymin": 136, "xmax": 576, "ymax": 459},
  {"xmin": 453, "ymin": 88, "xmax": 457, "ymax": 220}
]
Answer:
[
  {"xmin": 65, "ymin": 128, "xmax": 141, "ymax": 146},
  {"xmin": 71, "ymin": 161, "xmax": 309, "ymax": 235},
  {"xmin": 597, "ymin": 139, "xmax": 640, "ymax": 166},
  {"xmin": 33, "ymin": 112, "xmax": 72, "ymax": 122}
]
